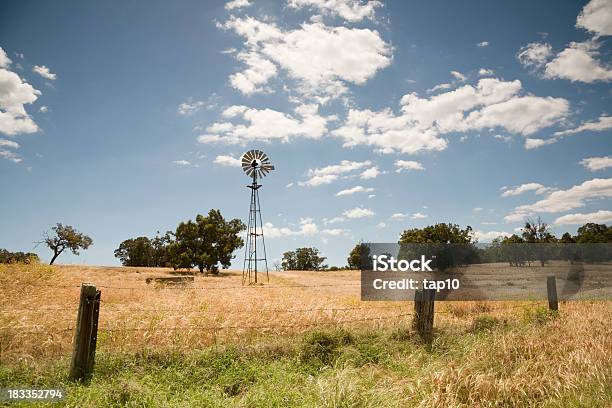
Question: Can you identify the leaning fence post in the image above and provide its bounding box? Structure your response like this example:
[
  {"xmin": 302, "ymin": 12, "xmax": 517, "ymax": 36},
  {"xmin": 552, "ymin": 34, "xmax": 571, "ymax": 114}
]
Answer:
[
  {"xmin": 70, "ymin": 283, "xmax": 101, "ymax": 381},
  {"xmin": 413, "ymin": 288, "xmax": 435, "ymax": 342},
  {"xmin": 547, "ymin": 276, "xmax": 558, "ymax": 311}
]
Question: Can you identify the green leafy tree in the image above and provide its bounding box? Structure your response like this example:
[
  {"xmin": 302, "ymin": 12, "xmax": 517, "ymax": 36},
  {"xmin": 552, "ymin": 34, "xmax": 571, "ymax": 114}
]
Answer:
[
  {"xmin": 347, "ymin": 242, "xmax": 371, "ymax": 270},
  {"xmin": 574, "ymin": 223, "xmax": 612, "ymax": 243},
  {"xmin": 521, "ymin": 217, "xmax": 556, "ymax": 266},
  {"xmin": 114, "ymin": 237, "xmax": 156, "ymax": 267},
  {"xmin": 282, "ymin": 247, "xmax": 327, "ymax": 271},
  {"xmin": 43, "ymin": 224, "xmax": 93, "ymax": 265},
  {"xmin": 168, "ymin": 210, "xmax": 245, "ymax": 274},
  {"xmin": 398, "ymin": 223, "xmax": 477, "ymax": 270},
  {"xmin": 0, "ymin": 249, "xmax": 39, "ymax": 264}
]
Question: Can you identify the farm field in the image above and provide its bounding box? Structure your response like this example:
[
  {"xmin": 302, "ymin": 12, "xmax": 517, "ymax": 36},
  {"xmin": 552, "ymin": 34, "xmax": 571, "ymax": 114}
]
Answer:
[{"xmin": 1, "ymin": 263, "xmax": 611, "ymax": 407}]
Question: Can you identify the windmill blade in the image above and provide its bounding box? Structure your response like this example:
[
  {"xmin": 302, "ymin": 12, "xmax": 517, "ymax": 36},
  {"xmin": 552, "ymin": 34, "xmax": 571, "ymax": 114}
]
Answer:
[{"xmin": 261, "ymin": 164, "xmax": 274, "ymax": 171}]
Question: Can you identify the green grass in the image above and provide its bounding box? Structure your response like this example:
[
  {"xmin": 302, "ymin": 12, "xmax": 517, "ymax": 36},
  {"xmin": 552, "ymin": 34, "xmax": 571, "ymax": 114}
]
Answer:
[{"xmin": 1, "ymin": 316, "xmax": 610, "ymax": 408}]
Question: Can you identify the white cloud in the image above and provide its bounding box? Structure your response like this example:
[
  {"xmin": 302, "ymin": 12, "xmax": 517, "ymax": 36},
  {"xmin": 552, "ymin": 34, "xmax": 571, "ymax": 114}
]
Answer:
[
  {"xmin": 287, "ymin": 0, "xmax": 382, "ymax": 22},
  {"xmin": 213, "ymin": 154, "xmax": 242, "ymax": 167},
  {"xmin": 501, "ymin": 182, "xmax": 551, "ymax": 197},
  {"xmin": 360, "ymin": 166, "xmax": 380, "ymax": 179},
  {"xmin": 427, "ymin": 83, "xmax": 452, "ymax": 93},
  {"xmin": 199, "ymin": 104, "xmax": 331, "ymax": 145},
  {"xmin": 39, "ymin": 105, "xmax": 48, "ymax": 113},
  {"xmin": 505, "ymin": 177, "xmax": 612, "ymax": 222},
  {"xmin": 332, "ymin": 77, "xmax": 569, "ymax": 154},
  {"xmin": 390, "ymin": 213, "xmax": 408, "ymax": 220},
  {"xmin": 229, "ymin": 51, "xmax": 277, "ymax": 95},
  {"xmin": 225, "ymin": 0, "xmax": 251, "ymax": 10},
  {"xmin": 0, "ymin": 139, "xmax": 19, "ymax": 149},
  {"xmin": 32, "ymin": 65, "xmax": 56, "ymax": 80},
  {"xmin": 394, "ymin": 160, "xmax": 424, "ymax": 172},
  {"xmin": 0, "ymin": 66, "xmax": 41, "ymax": 136},
  {"xmin": 576, "ymin": 0, "xmax": 612, "ymax": 36},
  {"xmin": 477, "ymin": 41, "xmax": 489, "ymax": 47},
  {"xmin": 0, "ymin": 47, "xmax": 11, "ymax": 68},
  {"xmin": 524, "ymin": 137, "xmax": 558, "ymax": 150},
  {"xmin": 335, "ymin": 185, "xmax": 374, "ymax": 196},
  {"xmin": 554, "ymin": 115, "xmax": 612, "ymax": 136},
  {"xmin": 473, "ymin": 207, "xmax": 484, "ymax": 212},
  {"xmin": 262, "ymin": 217, "xmax": 347, "ymax": 238},
  {"xmin": 517, "ymin": 42, "xmax": 552, "ymax": 69},
  {"xmin": 221, "ymin": 17, "xmax": 391, "ymax": 100},
  {"xmin": 173, "ymin": 160, "xmax": 193, "ymax": 166},
  {"xmin": 478, "ymin": 68, "xmax": 494, "ymax": 76},
  {"xmin": 376, "ymin": 221, "xmax": 386, "ymax": 228},
  {"xmin": 300, "ymin": 159, "xmax": 372, "ymax": 186},
  {"xmin": 343, "ymin": 207, "xmax": 374, "ymax": 218},
  {"xmin": 493, "ymin": 134, "xmax": 512, "ymax": 142},
  {"xmin": 0, "ymin": 148, "xmax": 21, "ymax": 163},
  {"xmin": 368, "ymin": 194, "xmax": 375, "ymax": 198},
  {"xmin": 544, "ymin": 40, "xmax": 612, "ymax": 83},
  {"xmin": 450, "ymin": 70, "xmax": 466, "ymax": 82},
  {"xmin": 411, "ymin": 212, "xmax": 427, "ymax": 219},
  {"xmin": 554, "ymin": 210, "xmax": 612, "ymax": 225},
  {"xmin": 178, "ymin": 100, "xmax": 205, "ymax": 116},
  {"xmin": 286, "ymin": 182, "xmax": 295, "ymax": 188},
  {"xmin": 474, "ymin": 230, "xmax": 511, "ymax": 242},
  {"xmin": 324, "ymin": 216, "xmax": 346, "ymax": 224},
  {"xmin": 581, "ymin": 156, "xmax": 612, "ymax": 171}
]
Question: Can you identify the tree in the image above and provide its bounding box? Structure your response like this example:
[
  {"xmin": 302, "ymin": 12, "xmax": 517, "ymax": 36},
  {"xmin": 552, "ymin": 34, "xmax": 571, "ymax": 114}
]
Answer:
[
  {"xmin": 0, "ymin": 249, "xmax": 39, "ymax": 264},
  {"xmin": 43, "ymin": 224, "xmax": 93, "ymax": 265},
  {"xmin": 347, "ymin": 242, "xmax": 371, "ymax": 270},
  {"xmin": 398, "ymin": 223, "xmax": 477, "ymax": 270},
  {"xmin": 114, "ymin": 237, "xmax": 155, "ymax": 267},
  {"xmin": 281, "ymin": 247, "xmax": 327, "ymax": 271},
  {"xmin": 168, "ymin": 210, "xmax": 245, "ymax": 274},
  {"xmin": 521, "ymin": 217, "xmax": 556, "ymax": 266},
  {"xmin": 574, "ymin": 223, "xmax": 612, "ymax": 243}
]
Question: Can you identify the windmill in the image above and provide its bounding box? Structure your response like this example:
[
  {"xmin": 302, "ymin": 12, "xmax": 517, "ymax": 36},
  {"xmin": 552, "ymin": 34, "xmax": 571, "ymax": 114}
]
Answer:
[{"xmin": 241, "ymin": 149, "xmax": 275, "ymax": 285}]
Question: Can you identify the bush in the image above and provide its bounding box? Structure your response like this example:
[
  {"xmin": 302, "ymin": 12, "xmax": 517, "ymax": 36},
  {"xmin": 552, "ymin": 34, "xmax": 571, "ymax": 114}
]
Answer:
[
  {"xmin": 0, "ymin": 249, "xmax": 39, "ymax": 264},
  {"xmin": 299, "ymin": 330, "xmax": 353, "ymax": 366}
]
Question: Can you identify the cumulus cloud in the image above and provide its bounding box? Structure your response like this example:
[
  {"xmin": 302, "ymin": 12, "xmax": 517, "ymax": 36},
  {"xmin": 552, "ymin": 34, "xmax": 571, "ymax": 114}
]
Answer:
[
  {"xmin": 450, "ymin": 70, "xmax": 466, "ymax": 82},
  {"xmin": 411, "ymin": 212, "xmax": 427, "ymax": 219},
  {"xmin": 173, "ymin": 160, "xmax": 195, "ymax": 166},
  {"xmin": 0, "ymin": 48, "xmax": 11, "ymax": 68},
  {"xmin": 32, "ymin": 65, "xmax": 56, "ymax": 80},
  {"xmin": 554, "ymin": 210, "xmax": 612, "ymax": 225},
  {"xmin": 524, "ymin": 137, "xmax": 558, "ymax": 150},
  {"xmin": 477, "ymin": 41, "xmax": 489, "ymax": 47},
  {"xmin": 427, "ymin": 83, "xmax": 452, "ymax": 93},
  {"xmin": 198, "ymin": 104, "xmax": 331, "ymax": 145},
  {"xmin": 474, "ymin": 230, "xmax": 511, "ymax": 242},
  {"xmin": 501, "ymin": 183, "xmax": 551, "ymax": 197},
  {"xmin": 332, "ymin": 77, "xmax": 569, "ymax": 154},
  {"xmin": 581, "ymin": 156, "xmax": 612, "ymax": 171},
  {"xmin": 220, "ymin": 16, "xmax": 391, "ymax": 100},
  {"xmin": 0, "ymin": 138, "xmax": 21, "ymax": 163},
  {"xmin": 225, "ymin": 0, "xmax": 251, "ymax": 10},
  {"xmin": 0, "ymin": 139, "xmax": 19, "ymax": 149},
  {"xmin": 394, "ymin": 160, "xmax": 424, "ymax": 172},
  {"xmin": 213, "ymin": 154, "xmax": 242, "ymax": 167},
  {"xmin": 576, "ymin": 0, "xmax": 612, "ymax": 36},
  {"xmin": 505, "ymin": 177, "xmax": 612, "ymax": 222},
  {"xmin": 390, "ymin": 213, "xmax": 408, "ymax": 220},
  {"xmin": 343, "ymin": 207, "xmax": 374, "ymax": 218},
  {"xmin": 287, "ymin": 0, "xmax": 382, "ymax": 22},
  {"xmin": 360, "ymin": 166, "xmax": 380, "ymax": 179},
  {"xmin": 263, "ymin": 217, "xmax": 347, "ymax": 238},
  {"xmin": 554, "ymin": 115, "xmax": 612, "ymax": 136},
  {"xmin": 544, "ymin": 40, "xmax": 612, "ymax": 83},
  {"xmin": 335, "ymin": 185, "xmax": 374, "ymax": 196},
  {"xmin": 478, "ymin": 68, "xmax": 494, "ymax": 76},
  {"xmin": 178, "ymin": 100, "xmax": 205, "ymax": 116},
  {"xmin": 517, "ymin": 42, "xmax": 553, "ymax": 69},
  {"xmin": 299, "ymin": 159, "xmax": 372, "ymax": 186},
  {"xmin": 0, "ymin": 56, "xmax": 41, "ymax": 136},
  {"xmin": 228, "ymin": 51, "xmax": 277, "ymax": 95}
]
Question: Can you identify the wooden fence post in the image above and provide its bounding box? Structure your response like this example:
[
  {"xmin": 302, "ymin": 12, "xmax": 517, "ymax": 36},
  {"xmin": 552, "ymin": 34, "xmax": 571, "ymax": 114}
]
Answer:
[
  {"xmin": 413, "ymin": 288, "xmax": 435, "ymax": 342},
  {"xmin": 70, "ymin": 283, "xmax": 101, "ymax": 381},
  {"xmin": 547, "ymin": 276, "xmax": 558, "ymax": 311}
]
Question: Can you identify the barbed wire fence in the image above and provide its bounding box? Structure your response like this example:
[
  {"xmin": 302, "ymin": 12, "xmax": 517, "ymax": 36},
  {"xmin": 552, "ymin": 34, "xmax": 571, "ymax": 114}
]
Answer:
[{"xmin": 0, "ymin": 280, "xmax": 552, "ymax": 377}]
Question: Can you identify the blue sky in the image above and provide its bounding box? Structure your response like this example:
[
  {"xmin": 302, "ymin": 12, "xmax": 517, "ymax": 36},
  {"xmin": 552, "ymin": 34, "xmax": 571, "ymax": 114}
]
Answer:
[{"xmin": 1, "ymin": 0, "xmax": 611, "ymax": 268}]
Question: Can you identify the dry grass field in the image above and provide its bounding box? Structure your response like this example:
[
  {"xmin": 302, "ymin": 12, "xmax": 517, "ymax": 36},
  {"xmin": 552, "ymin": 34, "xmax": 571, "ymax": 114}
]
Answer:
[{"xmin": 1, "ymin": 262, "xmax": 611, "ymax": 407}]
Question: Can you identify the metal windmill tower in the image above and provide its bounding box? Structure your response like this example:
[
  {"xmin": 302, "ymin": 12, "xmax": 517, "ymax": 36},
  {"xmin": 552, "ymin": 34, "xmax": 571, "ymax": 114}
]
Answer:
[{"xmin": 241, "ymin": 149, "xmax": 275, "ymax": 285}]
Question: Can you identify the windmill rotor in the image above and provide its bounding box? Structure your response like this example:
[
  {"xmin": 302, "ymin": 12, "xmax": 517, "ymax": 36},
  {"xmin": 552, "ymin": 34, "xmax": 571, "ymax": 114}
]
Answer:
[{"xmin": 241, "ymin": 149, "xmax": 274, "ymax": 179}]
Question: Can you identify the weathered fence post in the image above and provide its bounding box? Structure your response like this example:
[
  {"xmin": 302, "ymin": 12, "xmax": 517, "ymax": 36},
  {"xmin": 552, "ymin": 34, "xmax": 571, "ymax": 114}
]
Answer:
[
  {"xmin": 413, "ymin": 288, "xmax": 435, "ymax": 342},
  {"xmin": 547, "ymin": 276, "xmax": 558, "ymax": 311},
  {"xmin": 70, "ymin": 283, "xmax": 101, "ymax": 381}
]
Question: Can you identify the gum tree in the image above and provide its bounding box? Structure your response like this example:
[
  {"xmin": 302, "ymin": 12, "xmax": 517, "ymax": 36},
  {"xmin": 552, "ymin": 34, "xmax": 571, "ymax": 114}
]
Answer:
[{"xmin": 43, "ymin": 223, "xmax": 93, "ymax": 265}]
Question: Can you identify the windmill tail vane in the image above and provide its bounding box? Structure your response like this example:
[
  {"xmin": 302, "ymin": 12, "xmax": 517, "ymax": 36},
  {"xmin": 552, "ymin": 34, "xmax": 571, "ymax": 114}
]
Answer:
[{"xmin": 241, "ymin": 149, "xmax": 274, "ymax": 285}]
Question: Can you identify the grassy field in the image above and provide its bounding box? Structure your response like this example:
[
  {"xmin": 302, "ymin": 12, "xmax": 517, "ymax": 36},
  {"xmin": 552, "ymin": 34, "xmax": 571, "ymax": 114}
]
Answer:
[{"xmin": 0, "ymin": 263, "xmax": 611, "ymax": 407}]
